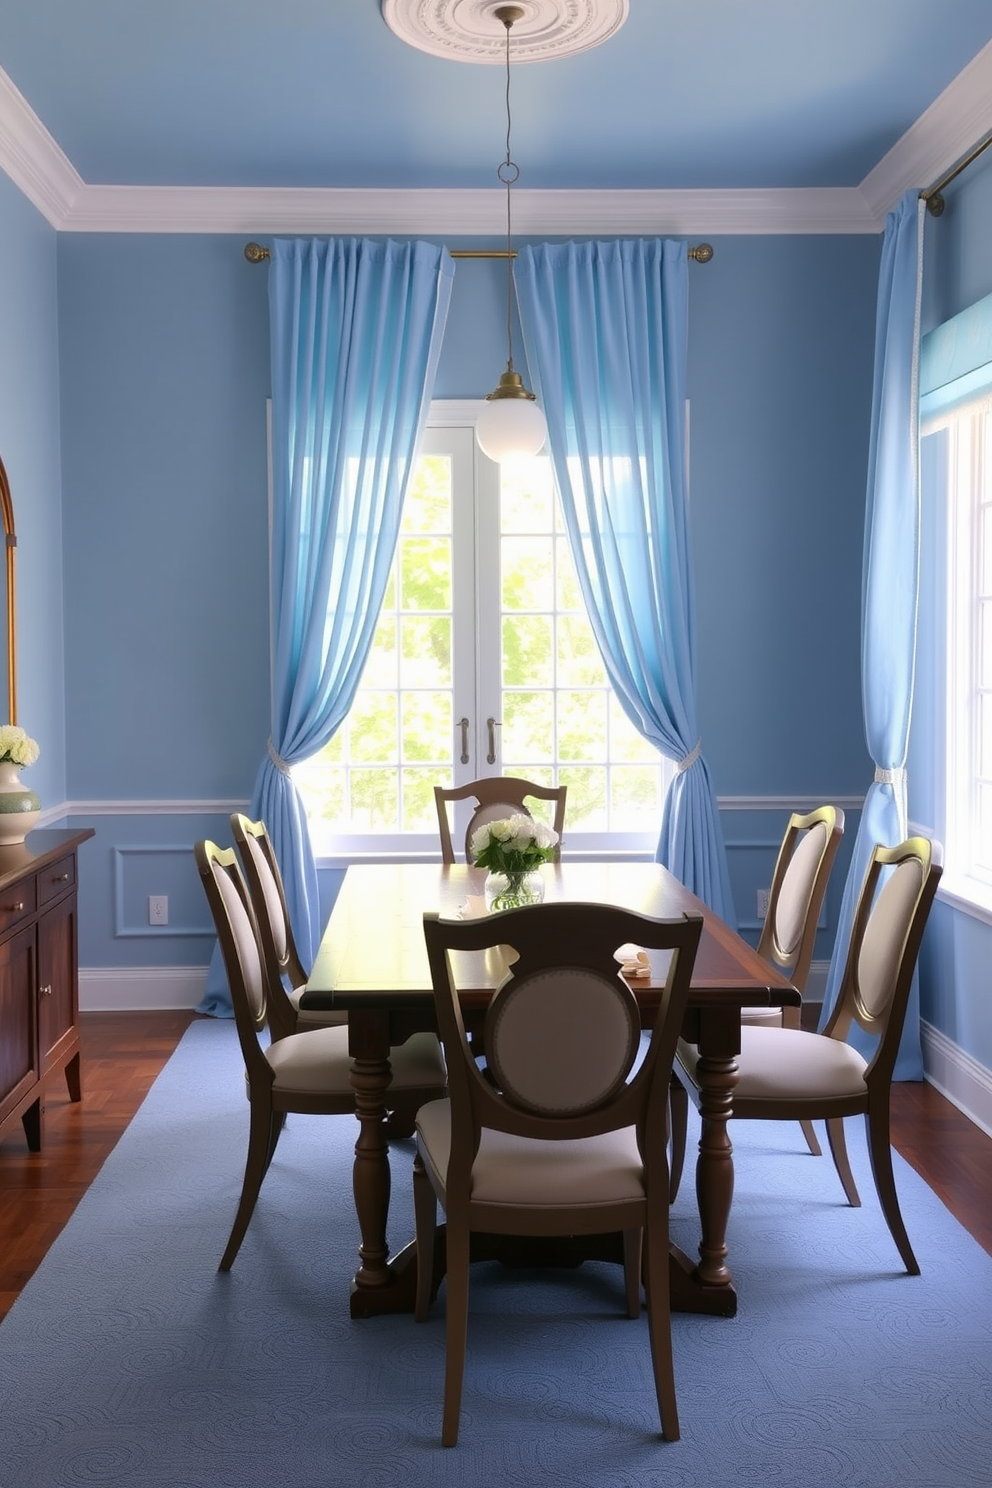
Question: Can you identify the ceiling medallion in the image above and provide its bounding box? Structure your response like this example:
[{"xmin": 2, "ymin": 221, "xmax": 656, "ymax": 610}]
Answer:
[{"xmin": 381, "ymin": 0, "xmax": 628, "ymax": 64}]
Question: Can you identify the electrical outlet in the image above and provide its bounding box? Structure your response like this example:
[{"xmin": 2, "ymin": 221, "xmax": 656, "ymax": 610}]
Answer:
[
  {"xmin": 148, "ymin": 895, "xmax": 169, "ymax": 926},
  {"xmin": 756, "ymin": 888, "xmax": 769, "ymax": 920}
]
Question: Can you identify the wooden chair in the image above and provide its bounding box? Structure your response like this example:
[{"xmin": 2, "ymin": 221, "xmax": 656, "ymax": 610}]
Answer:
[
  {"xmin": 414, "ymin": 900, "xmax": 703, "ymax": 1446},
  {"xmin": 230, "ymin": 812, "xmax": 346, "ymax": 1042},
  {"xmin": 195, "ymin": 839, "xmax": 447, "ymax": 1271},
  {"xmin": 747, "ymin": 805, "xmax": 845, "ymax": 1028},
  {"xmin": 670, "ymin": 805, "xmax": 844, "ymax": 1192},
  {"xmin": 671, "ymin": 837, "xmax": 942, "ymax": 1275},
  {"xmin": 434, "ymin": 776, "xmax": 566, "ymax": 864}
]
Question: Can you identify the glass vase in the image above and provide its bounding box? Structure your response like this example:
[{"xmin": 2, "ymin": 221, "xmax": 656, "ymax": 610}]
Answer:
[{"xmin": 484, "ymin": 868, "xmax": 546, "ymax": 913}]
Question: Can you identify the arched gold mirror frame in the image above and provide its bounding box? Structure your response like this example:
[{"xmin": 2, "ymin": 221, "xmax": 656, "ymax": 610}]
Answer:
[{"xmin": 0, "ymin": 455, "xmax": 16, "ymax": 724}]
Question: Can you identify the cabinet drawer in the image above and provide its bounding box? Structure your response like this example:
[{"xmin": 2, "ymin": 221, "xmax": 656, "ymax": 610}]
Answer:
[
  {"xmin": 0, "ymin": 876, "xmax": 36, "ymax": 935},
  {"xmin": 38, "ymin": 855, "xmax": 76, "ymax": 907}
]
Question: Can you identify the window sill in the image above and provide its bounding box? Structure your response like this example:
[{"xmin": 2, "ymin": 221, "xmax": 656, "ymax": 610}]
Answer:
[{"xmin": 936, "ymin": 874, "xmax": 992, "ymax": 929}]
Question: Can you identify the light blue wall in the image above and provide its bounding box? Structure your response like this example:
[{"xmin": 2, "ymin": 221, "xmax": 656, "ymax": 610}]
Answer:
[
  {"xmin": 48, "ymin": 230, "xmax": 878, "ymax": 973},
  {"xmin": 912, "ymin": 149, "xmax": 992, "ymax": 1071},
  {"xmin": 0, "ymin": 173, "xmax": 66, "ymax": 808}
]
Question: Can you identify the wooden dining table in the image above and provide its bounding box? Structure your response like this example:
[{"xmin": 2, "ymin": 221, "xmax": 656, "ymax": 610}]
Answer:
[{"xmin": 301, "ymin": 860, "xmax": 799, "ymax": 1320}]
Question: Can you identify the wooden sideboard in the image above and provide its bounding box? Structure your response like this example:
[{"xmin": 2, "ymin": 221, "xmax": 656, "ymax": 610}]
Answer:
[{"xmin": 0, "ymin": 828, "xmax": 94, "ymax": 1150}]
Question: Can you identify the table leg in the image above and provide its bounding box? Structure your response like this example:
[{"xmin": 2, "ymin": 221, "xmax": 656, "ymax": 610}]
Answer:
[{"xmin": 692, "ymin": 1048, "xmax": 737, "ymax": 1289}]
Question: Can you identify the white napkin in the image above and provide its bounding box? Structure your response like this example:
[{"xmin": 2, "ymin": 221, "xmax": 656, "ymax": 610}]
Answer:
[
  {"xmin": 455, "ymin": 895, "xmax": 488, "ymax": 920},
  {"xmin": 614, "ymin": 942, "xmax": 650, "ymax": 977}
]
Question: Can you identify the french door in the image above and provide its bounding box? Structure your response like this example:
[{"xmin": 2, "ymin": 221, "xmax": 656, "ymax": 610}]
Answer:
[{"xmin": 294, "ymin": 405, "xmax": 668, "ymax": 858}]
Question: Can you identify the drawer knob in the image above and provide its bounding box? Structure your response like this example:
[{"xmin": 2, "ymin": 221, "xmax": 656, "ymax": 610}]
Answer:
[
  {"xmin": 40, "ymin": 984, "xmax": 52, "ymax": 997},
  {"xmin": 53, "ymin": 873, "xmax": 70, "ymax": 883},
  {"xmin": 7, "ymin": 900, "xmax": 24, "ymax": 912}
]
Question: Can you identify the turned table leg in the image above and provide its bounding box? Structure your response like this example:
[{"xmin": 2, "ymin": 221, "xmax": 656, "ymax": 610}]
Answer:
[
  {"xmin": 347, "ymin": 1012, "xmax": 394, "ymax": 1309},
  {"xmin": 693, "ymin": 1048, "xmax": 737, "ymax": 1288}
]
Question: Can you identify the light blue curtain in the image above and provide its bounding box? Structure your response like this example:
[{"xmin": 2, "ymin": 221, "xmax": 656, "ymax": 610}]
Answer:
[
  {"xmin": 199, "ymin": 236, "xmax": 454, "ymax": 1014},
  {"xmin": 515, "ymin": 238, "xmax": 734, "ymax": 921},
  {"xmin": 819, "ymin": 190, "xmax": 925, "ymax": 1079}
]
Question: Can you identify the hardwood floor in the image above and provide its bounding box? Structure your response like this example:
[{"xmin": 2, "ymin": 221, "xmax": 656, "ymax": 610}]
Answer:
[{"xmin": 1, "ymin": 1010, "xmax": 991, "ymax": 1323}]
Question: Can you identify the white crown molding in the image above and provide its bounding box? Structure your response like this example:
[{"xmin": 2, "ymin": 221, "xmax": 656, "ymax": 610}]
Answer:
[
  {"xmin": 4, "ymin": 42, "xmax": 992, "ymax": 237},
  {"xmin": 0, "ymin": 65, "xmax": 82, "ymax": 223},
  {"xmin": 46, "ymin": 182, "xmax": 883, "ymax": 237},
  {"xmin": 860, "ymin": 36, "xmax": 992, "ymax": 218},
  {"xmin": 0, "ymin": 65, "xmax": 882, "ymax": 238}
]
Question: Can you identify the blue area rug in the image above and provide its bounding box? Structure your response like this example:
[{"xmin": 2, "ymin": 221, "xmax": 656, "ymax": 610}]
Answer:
[{"xmin": 1, "ymin": 1019, "xmax": 990, "ymax": 1488}]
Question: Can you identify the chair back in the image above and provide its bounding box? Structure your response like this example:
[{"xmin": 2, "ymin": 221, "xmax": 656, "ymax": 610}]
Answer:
[
  {"xmin": 757, "ymin": 805, "xmax": 844, "ymax": 991},
  {"xmin": 231, "ymin": 813, "xmax": 308, "ymax": 1041},
  {"xmin": 825, "ymin": 836, "xmax": 942, "ymax": 1080},
  {"xmin": 434, "ymin": 776, "xmax": 566, "ymax": 864},
  {"xmin": 423, "ymin": 901, "xmax": 701, "ymax": 1179},
  {"xmin": 194, "ymin": 840, "xmax": 272, "ymax": 1086}
]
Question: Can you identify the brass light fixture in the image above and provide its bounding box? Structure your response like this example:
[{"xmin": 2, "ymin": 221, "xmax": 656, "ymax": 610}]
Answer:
[{"xmin": 474, "ymin": 5, "xmax": 548, "ymax": 463}]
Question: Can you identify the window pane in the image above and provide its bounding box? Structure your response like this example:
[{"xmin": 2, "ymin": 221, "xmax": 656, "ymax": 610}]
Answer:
[
  {"xmin": 502, "ymin": 690, "xmax": 553, "ymax": 761},
  {"xmin": 500, "ymin": 459, "xmax": 554, "ymax": 532},
  {"xmin": 558, "ymin": 615, "xmax": 606, "ymax": 687},
  {"xmin": 611, "ymin": 765, "xmax": 664, "ymax": 828},
  {"xmin": 557, "ymin": 765, "xmax": 608, "ymax": 828},
  {"xmin": 558, "ymin": 690, "xmax": 607, "ymax": 760},
  {"xmin": 400, "ymin": 616, "xmax": 451, "ymax": 687},
  {"xmin": 502, "ymin": 614, "xmax": 554, "ymax": 687},
  {"xmin": 361, "ymin": 614, "xmax": 398, "ymax": 689},
  {"xmin": 350, "ymin": 769, "xmax": 399, "ymax": 830},
  {"xmin": 501, "ymin": 536, "xmax": 554, "ymax": 611},
  {"xmin": 981, "ymin": 601, "xmax": 992, "ymax": 689},
  {"xmin": 349, "ymin": 693, "xmax": 397, "ymax": 763},
  {"xmin": 402, "ymin": 455, "xmax": 451, "ymax": 533},
  {"xmin": 401, "ymin": 691, "xmax": 451, "ymax": 763},
  {"xmin": 399, "ymin": 536, "xmax": 451, "ymax": 611},
  {"xmin": 402, "ymin": 768, "xmax": 448, "ymax": 830}
]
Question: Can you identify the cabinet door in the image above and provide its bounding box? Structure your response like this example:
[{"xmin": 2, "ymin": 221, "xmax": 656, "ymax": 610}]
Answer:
[
  {"xmin": 38, "ymin": 893, "xmax": 77, "ymax": 1073},
  {"xmin": 0, "ymin": 921, "xmax": 38, "ymax": 1127}
]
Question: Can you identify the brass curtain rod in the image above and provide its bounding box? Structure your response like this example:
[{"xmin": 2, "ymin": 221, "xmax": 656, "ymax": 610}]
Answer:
[
  {"xmin": 922, "ymin": 128, "xmax": 992, "ymax": 217},
  {"xmin": 244, "ymin": 241, "xmax": 714, "ymax": 264}
]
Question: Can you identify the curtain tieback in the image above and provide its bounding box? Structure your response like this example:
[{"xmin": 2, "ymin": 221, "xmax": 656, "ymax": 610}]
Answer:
[
  {"xmin": 676, "ymin": 739, "xmax": 702, "ymax": 774},
  {"xmin": 873, "ymin": 765, "xmax": 906, "ymax": 785},
  {"xmin": 267, "ymin": 739, "xmax": 292, "ymax": 776}
]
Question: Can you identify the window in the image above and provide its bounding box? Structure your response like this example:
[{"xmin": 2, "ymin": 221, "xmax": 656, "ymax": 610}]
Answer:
[
  {"xmin": 923, "ymin": 392, "xmax": 992, "ymax": 908},
  {"xmin": 293, "ymin": 405, "xmax": 672, "ymax": 858}
]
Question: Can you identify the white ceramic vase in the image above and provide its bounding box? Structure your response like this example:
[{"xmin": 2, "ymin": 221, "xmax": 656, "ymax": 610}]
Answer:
[{"xmin": 0, "ymin": 759, "xmax": 40, "ymax": 844}]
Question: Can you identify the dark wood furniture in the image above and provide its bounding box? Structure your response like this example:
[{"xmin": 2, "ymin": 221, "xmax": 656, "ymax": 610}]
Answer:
[
  {"xmin": 0, "ymin": 828, "xmax": 94, "ymax": 1152},
  {"xmin": 302, "ymin": 860, "xmax": 800, "ymax": 1319}
]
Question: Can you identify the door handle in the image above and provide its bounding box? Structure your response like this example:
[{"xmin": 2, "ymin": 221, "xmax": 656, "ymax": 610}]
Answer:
[
  {"xmin": 486, "ymin": 717, "xmax": 500, "ymax": 766},
  {"xmin": 458, "ymin": 717, "xmax": 469, "ymax": 766}
]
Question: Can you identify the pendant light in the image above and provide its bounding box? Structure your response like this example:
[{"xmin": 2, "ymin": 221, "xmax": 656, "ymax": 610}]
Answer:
[{"xmin": 475, "ymin": 5, "xmax": 548, "ymax": 464}]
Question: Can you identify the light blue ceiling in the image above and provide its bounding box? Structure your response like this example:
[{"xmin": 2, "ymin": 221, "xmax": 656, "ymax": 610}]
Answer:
[{"xmin": 0, "ymin": 1, "xmax": 991, "ymax": 192}]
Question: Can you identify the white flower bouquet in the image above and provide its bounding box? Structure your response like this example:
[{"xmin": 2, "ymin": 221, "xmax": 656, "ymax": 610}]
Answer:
[
  {"xmin": 0, "ymin": 725, "xmax": 40, "ymax": 769},
  {"xmin": 470, "ymin": 813, "xmax": 559, "ymax": 911}
]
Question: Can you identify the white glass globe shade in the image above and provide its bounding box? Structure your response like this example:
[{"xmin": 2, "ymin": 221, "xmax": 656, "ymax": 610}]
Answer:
[{"xmin": 475, "ymin": 396, "xmax": 547, "ymax": 463}]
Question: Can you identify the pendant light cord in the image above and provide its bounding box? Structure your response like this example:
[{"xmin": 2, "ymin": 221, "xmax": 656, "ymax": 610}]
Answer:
[{"xmin": 497, "ymin": 13, "xmax": 519, "ymax": 375}]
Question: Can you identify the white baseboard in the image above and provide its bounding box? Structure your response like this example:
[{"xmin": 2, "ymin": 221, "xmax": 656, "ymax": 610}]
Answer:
[
  {"xmin": 921, "ymin": 1021, "xmax": 992, "ymax": 1140},
  {"xmin": 79, "ymin": 966, "xmax": 208, "ymax": 1012}
]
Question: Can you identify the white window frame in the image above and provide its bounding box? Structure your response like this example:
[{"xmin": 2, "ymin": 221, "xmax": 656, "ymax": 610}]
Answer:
[{"xmin": 923, "ymin": 392, "xmax": 992, "ymax": 922}]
